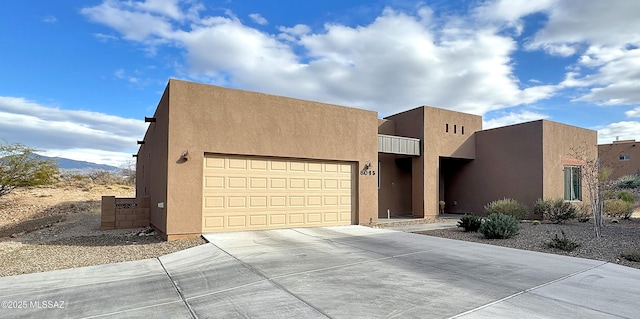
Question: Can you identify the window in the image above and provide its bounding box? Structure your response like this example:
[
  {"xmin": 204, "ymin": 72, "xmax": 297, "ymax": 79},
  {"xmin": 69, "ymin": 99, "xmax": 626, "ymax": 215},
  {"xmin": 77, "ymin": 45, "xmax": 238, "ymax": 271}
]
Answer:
[
  {"xmin": 564, "ymin": 166, "xmax": 582, "ymax": 201},
  {"xmin": 620, "ymin": 155, "xmax": 630, "ymax": 161},
  {"xmin": 461, "ymin": 126, "xmax": 465, "ymax": 135},
  {"xmin": 454, "ymin": 124, "xmax": 457, "ymax": 134},
  {"xmin": 445, "ymin": 124, "xmax": 449, "ymax": 132}
]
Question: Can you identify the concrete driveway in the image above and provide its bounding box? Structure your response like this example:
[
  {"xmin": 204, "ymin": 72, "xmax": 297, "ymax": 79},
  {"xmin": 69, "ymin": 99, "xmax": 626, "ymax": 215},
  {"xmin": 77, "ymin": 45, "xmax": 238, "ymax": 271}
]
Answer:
[{"xmin": 1, "ymin": 226, "xmax": 639, "ymax": 318}]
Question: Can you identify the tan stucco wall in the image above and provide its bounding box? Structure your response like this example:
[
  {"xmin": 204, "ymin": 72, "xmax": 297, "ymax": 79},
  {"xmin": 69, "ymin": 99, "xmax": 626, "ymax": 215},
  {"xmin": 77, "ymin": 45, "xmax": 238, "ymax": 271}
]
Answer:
[
  {"xmin": 448, "ymin": 121, "xmax": 544, "ymax": 214},
  {"xmin": 445, "ymin": 120, "xmax": 597, "ymax": 216},
  {"xmin": 542, "ymin": 121, "xmax": 598, "ymax": 203},
  {"xmin": 136, "ymin": 86, "xmax": 169, "ymax": 234},
  {"xmin": 598, "ymin": 140, "xmax": 640, "ymax": 180},
  {"xmin": 380, "ymin": 106, "xmax": 482, "ymax": 218},
  {"xmin": 144, "ymin": 79, "xmax": 379, "ymax": 237}
]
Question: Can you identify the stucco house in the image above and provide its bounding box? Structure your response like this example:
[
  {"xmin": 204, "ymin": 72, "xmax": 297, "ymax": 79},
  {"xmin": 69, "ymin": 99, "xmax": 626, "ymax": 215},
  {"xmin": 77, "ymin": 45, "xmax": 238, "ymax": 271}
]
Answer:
[
  {"xmin": 598, "ymin": 139, "xmax": 640, "ymax": 180},
  {"xmin": 135, "ymin": 79, "xmax": 596, "ymax": 240}
]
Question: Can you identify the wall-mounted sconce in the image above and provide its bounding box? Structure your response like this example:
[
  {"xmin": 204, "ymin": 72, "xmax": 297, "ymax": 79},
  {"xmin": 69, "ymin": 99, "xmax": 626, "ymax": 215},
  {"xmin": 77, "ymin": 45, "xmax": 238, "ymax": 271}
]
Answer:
[
  {"xmin": 178, "ymin": 150, "xmax": 190, "ymax": 162},
  {"xmin": 137, "ymin": 140, "xmax": 145, "ymax": 145},
  {"xmin": 145, "ymin": 117, "xmax": 156, "ymax": 123}
]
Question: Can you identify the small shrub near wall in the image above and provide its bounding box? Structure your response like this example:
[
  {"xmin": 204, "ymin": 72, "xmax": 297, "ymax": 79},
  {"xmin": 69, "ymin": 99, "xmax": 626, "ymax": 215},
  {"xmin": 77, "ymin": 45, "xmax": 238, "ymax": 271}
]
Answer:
[
  {"xmin": 479, "ymin": 213, "xmax": 519, "ymax": 239},
  {"xmin": 617, "ymin": 191, "xmax": 635, "ymax": 203},
  {"xmin": 617, "ymin": 175, "xmax": 640, "ymax": 189},
  {"xmin": 484, "ymin": 198, "xmax": 529, "ymax": 221},
  {"xmin": 605, "ymin": 199, "xmax": 633, "ymax": 220},
  {"xmin": 546, "ymin": 230, "xmax": 580, "ymax": 252},
  {"xmin": 534, "ymin": 198, "xmax": 576, "ymax": 224},
  {"xmin": 457, "ymin": 214, "xmax": 482, "ymax": 232}
]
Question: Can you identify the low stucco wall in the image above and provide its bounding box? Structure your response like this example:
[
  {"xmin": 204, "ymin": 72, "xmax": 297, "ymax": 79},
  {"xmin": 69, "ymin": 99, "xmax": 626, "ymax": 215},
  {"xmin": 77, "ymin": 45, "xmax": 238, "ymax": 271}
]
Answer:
[{"xmin": 101, "ymin": 196, "xmax": 150, "ymax": 230}]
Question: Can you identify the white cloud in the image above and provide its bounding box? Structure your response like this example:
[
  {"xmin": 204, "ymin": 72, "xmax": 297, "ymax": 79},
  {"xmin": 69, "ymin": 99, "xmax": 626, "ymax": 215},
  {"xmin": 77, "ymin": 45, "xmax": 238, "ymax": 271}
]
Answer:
[
  {"xmin": 528, "ymin": 1, "xmax": 640, "ymax": 106},
  {"xmin": 82, "ymin": 1, "xmax": 558, "ymax": 116},
  {"xmin": 563, "ymin": 48, "xmax": 640, "ymax": 105},
  {"xmin": 597, "ymin": 121, "xmax": 640, "ymax": 144},
  {"xmin": 81, "ymin": 0, "xmax": 177, "ymax": 42},
  {"xmin": 278, "ymin": 24, "xmax": 311, "ymax": 42},
  {"xmin": 94, "ymin": 33, "xmax": 119, "ymax": 42},
  {"xmin": 134, "ymin": 0, "xmax": 184, "ymax": 20},
  {"xmin": 528, "ymin": 0, "xmax": 640, "ymax": 52},
  {"xmin": 625, "ymin": 107, "xmax": 640, "ymax": 118},
  {"xmin": 43, "ymin": 15, "xmax": 57, "ymax": 23},
  {"xmin": 474, "ymin": 0, "xmax": 555, "ymax": 35},
  {"xmin": 483, "ymin": 110, "xmax": 549, "ymax": 129},
  {"xmin": 0, "ymin": 96, "xmax": 146, "ymax": 166},
  {"xmin": 249, "ymin": 13, "xmax": 268, "ymax": 25}
]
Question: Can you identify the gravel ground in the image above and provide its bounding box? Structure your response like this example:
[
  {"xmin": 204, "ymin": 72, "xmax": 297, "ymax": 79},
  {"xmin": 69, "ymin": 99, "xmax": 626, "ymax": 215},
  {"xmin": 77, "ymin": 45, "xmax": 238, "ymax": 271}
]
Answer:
[
  {"xmin": 0, "ymin": 185, "xmax": 206, "ymax": 277},
  {"xmin": 3, "ymin": 184, "xmax": 640, "ymax": 276},
  {"xmin": 416, "ymin": 218, "xmax": 640, "ymax": 270}
]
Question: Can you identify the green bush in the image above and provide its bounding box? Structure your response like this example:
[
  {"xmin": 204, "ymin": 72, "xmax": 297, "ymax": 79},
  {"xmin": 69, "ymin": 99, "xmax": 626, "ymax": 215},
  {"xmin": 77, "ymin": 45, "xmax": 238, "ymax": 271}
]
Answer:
[
  {"xmin": 617, "ymin": 191, "xmax": 635, "ymax": 203},
  {"xmin": 484, "ymin": 198, "xmax": 529, "ymax": 221},
  {"xmin": 457, "ymin": 214, "xmax": 482, "ymax": 232},
  {"xmin": 617, "ymin": 175, "xmax": 640, "ymax": 189},
  {"xmin": 479, "ymin": 213, "xmax": 519, "ymax": 239},
  {"xmin": 604, "ymin": 199, "xmax": 633, "ymax": 220},
  {"xmin": 546, "ymin": 230, "xmax": 580, "ymax": 251},
  {"xmin": 534, "ymin": 198, "xmax": 576, "ymax": 224}
]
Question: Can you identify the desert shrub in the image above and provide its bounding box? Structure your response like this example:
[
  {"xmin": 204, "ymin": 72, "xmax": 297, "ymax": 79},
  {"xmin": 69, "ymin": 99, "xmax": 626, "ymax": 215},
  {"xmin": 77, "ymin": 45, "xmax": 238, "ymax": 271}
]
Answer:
[
  {"xmin": 484, "ymin": 198, "xmax": 529, "ymax": 221},
  {"xmin": 457, "ymin": 214, "xmax": 482, "ymax": 232},
  {"xmin": 546, "ymin": 230, "xmax": 580, "ymax": 251},
  {"xmin": 617, "ymin": 191, "xmax": 635, "ymax": 203},
  {"xmin": 534, "ymin": 198, "xmax": 576, "ymax": 224},
  {"xmin": 479, "ymin": 213, "xmax": 519, "ymax": 239},
  {"xmin": 604, "ymin": 199, "xmax": 633, "ymax": 220},
  {"xmin": 574, "ymin": 202, "xmax": 591, "ymax": 222},
  {"xmin": 0, "ymin": 141, "xmax": 59, "ymax": 197},
  {"xmin": 617, "ymin": 175, "xmax": 640, "ymax": 189},
  {"xmin": 621, "ymin": 248, "xmax": 640, "ymax": 262}
]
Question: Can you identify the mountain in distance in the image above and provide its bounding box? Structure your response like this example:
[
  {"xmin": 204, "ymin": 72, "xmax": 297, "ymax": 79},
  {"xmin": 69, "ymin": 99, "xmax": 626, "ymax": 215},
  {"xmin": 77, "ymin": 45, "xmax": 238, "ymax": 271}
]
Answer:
[{"xmin": 38, "ymin": 155, "xmax": 120, "ymax": 173}]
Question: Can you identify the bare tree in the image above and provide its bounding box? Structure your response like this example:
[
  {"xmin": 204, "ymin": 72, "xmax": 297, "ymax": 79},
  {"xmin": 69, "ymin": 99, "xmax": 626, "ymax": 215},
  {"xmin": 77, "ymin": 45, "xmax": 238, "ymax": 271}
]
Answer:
[
  {"xmin": 569, "ymin": 145, "xmax": 611, "ymax": 237},
  {"xmin": 119, "ymin": 159, "xmax": 136, "ymax": 186}
]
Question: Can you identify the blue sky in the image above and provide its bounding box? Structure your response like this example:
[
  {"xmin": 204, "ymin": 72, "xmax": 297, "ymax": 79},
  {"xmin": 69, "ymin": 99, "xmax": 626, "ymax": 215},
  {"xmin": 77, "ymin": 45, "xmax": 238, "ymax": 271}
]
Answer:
[{"xmin": 1, "ymin": 0, "xmax": 640, "ymax": 166}]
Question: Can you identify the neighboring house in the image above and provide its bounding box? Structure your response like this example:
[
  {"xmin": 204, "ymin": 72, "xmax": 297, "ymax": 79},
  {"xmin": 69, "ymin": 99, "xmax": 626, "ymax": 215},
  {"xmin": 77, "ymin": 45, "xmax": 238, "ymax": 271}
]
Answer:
[
  {"xmin": 136, "ymin": 79, "xmax": 597, "ymax": 240},
  {"xmin": 598, "ymin": 140, "xmax": 640, "ymax": 180}
]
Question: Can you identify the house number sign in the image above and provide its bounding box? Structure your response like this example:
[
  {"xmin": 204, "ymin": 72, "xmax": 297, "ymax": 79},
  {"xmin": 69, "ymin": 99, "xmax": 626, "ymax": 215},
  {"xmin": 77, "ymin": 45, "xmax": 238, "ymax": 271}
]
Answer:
[{"xmin": 360, "ymin": 161, "xmax": 376, "ymax": 176}]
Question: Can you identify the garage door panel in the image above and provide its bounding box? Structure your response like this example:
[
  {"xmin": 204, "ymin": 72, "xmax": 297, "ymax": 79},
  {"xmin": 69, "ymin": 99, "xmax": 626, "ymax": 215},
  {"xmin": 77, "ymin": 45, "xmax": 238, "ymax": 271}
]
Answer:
[
  {"xmin": 203, "ymin": 154, "xmax": 354, "ymax": 233},
  {"xmin": 306, "ymin": 213, "xmax": 322, "ymax": 223},
  {"xmin": 289, "ymin": 214, "xmax": 305, "ymax": 224},
  {"xmin": 249, "ymin": 215, "xmax": 267, "ymax": 226},
  {"xmin": 324, "ymin": 212, "xmax": 338, "ymax": 222},
  {"xmin": 270, "ymin": 214, "xmax": 286, "ymax": 225},
  {"xmin": 227, "ymin": 215, "xmax": 248, "ymax": 227},
  {"xmin": 270, "ymin": 196, "xmax": 286, "ymax": 207},
  {"xmin": 249, "ymin": 178, "xmax": 267, "ymax": 189},
  {"xmin": 228, "ymin": 177, "xmax": 246, "ymax": 189},
  {"xmin": 250, "ymin": 160, "xmax": 268, "ymax": 170},
  {"xmin": 228, "ymin": 159, "xmax": 247, "ymax": 169}
]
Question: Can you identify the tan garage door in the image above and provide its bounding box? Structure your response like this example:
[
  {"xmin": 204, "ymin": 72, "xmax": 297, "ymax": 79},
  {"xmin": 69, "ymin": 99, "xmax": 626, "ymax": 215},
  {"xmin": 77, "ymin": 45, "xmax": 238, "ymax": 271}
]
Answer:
[{"xmin": 202, "ymin": 154, "xmax": 354, "ymax": 233}]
